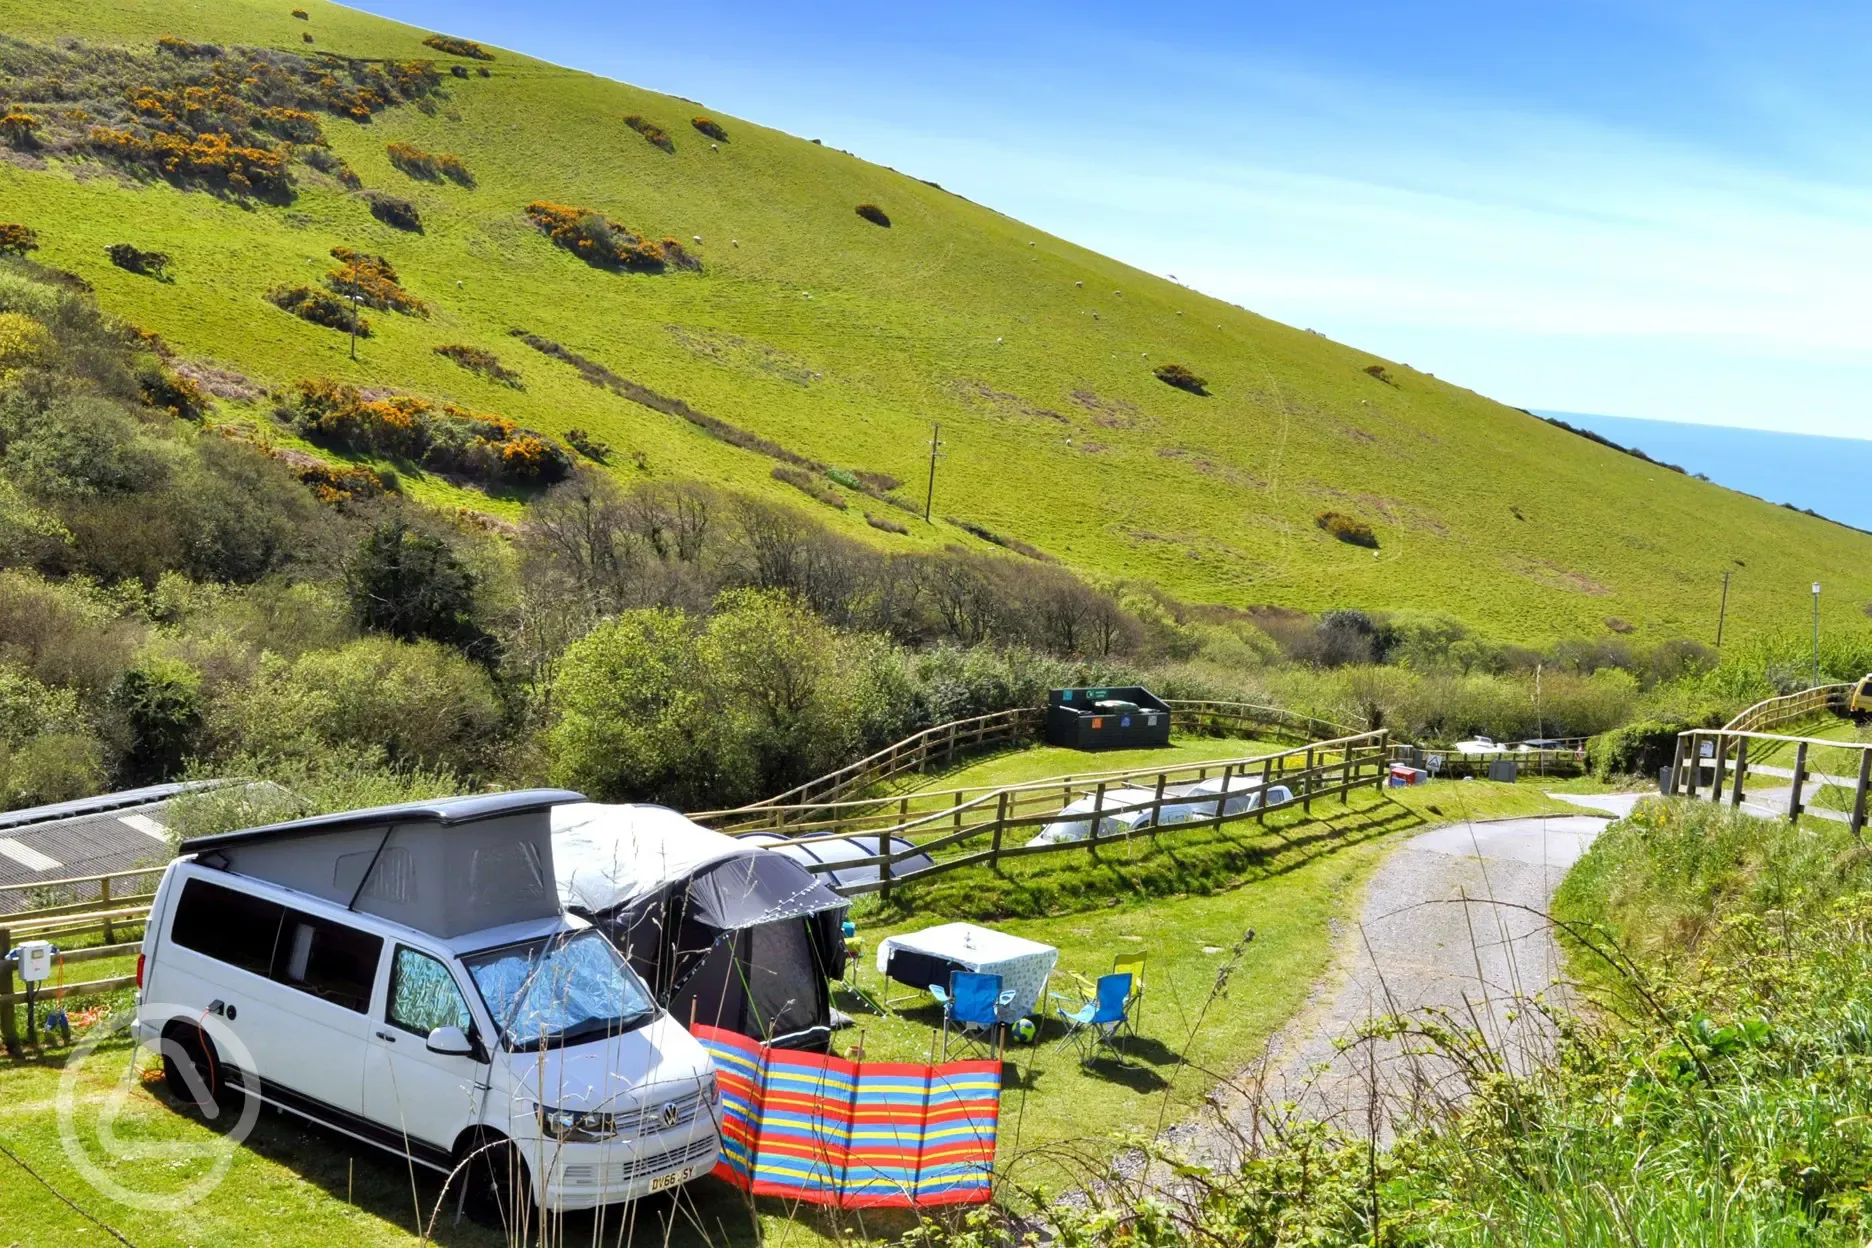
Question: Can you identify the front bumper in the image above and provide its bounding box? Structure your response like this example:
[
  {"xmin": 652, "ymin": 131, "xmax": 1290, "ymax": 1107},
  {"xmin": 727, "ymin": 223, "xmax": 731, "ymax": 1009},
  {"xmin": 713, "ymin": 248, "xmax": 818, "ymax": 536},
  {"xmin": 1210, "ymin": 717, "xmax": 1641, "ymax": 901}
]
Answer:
[{"xmin": 538, "ymin": 1129, "xmax": 721, "ymax": 1211}]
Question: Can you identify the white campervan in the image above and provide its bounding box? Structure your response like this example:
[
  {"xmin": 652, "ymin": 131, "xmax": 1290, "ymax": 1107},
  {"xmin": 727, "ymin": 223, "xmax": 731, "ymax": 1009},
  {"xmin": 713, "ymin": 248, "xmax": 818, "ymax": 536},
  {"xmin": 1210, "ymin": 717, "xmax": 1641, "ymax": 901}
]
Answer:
[{"xmin": 134, "ymin": 791, "xmax": 720, "ymax": 1223}]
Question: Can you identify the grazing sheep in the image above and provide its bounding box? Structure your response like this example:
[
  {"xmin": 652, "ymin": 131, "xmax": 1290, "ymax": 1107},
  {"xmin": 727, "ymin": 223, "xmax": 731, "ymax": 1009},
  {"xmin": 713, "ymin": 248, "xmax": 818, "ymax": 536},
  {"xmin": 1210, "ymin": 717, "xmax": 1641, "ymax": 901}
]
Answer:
[
  {"xmin": 1075, "ymin": 281, "xmax": 1083, "ymax": 287},
  {"xmin": 710, "ymin": 142, "xmax": 719, "ymax": 150},
  {"xmin": 692, "ymin": 235, "xmax": 702, "ymax": 243}
]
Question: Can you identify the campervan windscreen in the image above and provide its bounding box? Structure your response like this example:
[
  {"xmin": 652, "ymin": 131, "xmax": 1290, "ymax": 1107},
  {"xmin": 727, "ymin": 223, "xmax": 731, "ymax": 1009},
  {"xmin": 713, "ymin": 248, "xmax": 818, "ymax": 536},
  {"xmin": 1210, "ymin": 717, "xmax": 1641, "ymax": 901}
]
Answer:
[{"xmin": 464, "ymin": 930, "xmax": 656, "ymax": 1050}]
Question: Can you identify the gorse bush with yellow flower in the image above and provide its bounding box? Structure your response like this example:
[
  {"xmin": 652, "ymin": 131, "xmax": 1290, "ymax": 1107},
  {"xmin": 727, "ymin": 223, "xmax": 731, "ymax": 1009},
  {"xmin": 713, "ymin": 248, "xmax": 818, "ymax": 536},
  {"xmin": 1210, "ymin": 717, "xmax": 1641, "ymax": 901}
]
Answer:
[{"xmin": 289, "ymin": 377, "xmax": 570, "ymax": 486}]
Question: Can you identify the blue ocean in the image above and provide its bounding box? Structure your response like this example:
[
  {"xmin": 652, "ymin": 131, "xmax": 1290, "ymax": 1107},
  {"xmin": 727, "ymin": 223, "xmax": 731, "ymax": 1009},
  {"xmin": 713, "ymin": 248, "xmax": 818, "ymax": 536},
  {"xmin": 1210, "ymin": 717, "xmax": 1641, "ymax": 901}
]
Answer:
[{"xmin": 1534, "ymin": 411, "xmax": 1872, "ymax": 533}]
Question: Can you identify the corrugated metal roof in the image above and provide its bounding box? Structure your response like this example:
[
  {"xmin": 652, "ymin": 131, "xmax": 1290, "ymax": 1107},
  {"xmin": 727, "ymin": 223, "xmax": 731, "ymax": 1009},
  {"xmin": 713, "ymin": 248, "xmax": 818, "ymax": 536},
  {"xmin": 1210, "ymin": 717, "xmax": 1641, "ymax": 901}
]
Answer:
[{"xmin": 0, "ymin": 788, "xmax": 186, "ymax": 914}]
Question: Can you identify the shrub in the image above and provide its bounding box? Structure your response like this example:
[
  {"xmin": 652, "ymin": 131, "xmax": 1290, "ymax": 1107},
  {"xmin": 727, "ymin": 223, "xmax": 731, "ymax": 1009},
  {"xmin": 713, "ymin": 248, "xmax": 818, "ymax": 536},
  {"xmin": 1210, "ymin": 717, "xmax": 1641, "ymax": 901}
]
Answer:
[
  {"xmin": 107, "ymin": 243, "xmax": 172, "ymax": 279},
  {"xmin": 1153, "ymin": 361, "xmax": 1208, "ymax": 394},
  {"xmin": 855, "ymin": 203, "xmax": 891, "ymax": 227},
  {"xmin": 266, "ymin": 285, "xmax": 371, "ymax": 335},
  {"xmin": 1315, "ymin": 510, "xmax": 1378, "ymax": 548},
  {"xmin": 0, "ymin": 109, "xmax": 40, "ymax": 148},
  {"xmin": 523, "ymin": 201, "xmax": 669, "ymax": 271},
  {"xmin": 292, "ymin": 8, "xmax": 308, "ymax": 17},
  {"xmin": 155, "ymin": 35, "xmax": 223, "ymax": 58},
  {"xmin": 1363, "ymin": 362, "xmax": 1392, "ymax": 383},
  {"xmin": 437, "ymin": 152, "xmax": 474, "ymax": 187},
  {"xmin": 88, "ymin": 126, "xmax": 291, "ymax": 199},
  {"xmin": 772, "ymin": 465, "xmax": 845, "ymax": 509},
  {"xmin": 292, "ymin": 460, "xmax": 384, "ymax": 503},
  {"xmin": 302, "ymin": 32, "xmax": 314, "ymax": 43},
  {"xmin": 364, "ymin": 191, "xmax": 422, "ymax": 232},
  {"xmin": 946, "ymin": 517, "xmax": 1054, "ymax": 561},
  {"xmin": 692, "ymin": 116, "xmax": 727, "ymax": 141},
  {"xmin": 866, "ymin": 512, "xmax": 909, "ymax": 535},
  {"xmin": 623, "ymin": 114, "xmax": 673, "ymax": 152},
  {"xmin": 564, "ymin": 427, "xmax": 610, "ymax": 461},
  {"xmin": 300, "ymin": 146, "xmax": 360, "ymax": 188},
  {"xmin": 136, "ymin": 361, "xmax": 209, "ymax": 418},
  {"xmin": 326, "ymin": 246, "xmax": 427, "ymax": 315},
  {"xmin": 422, "ymin": 34, "xmax": 494, "ymax": 60},
  {"xmin": 346, "ymin": 520, "xmax": 492, "ymax": 658},
  {"xmin": 109, "ymin": 657, "xmax": 205, "ymax": 785},
  {"xmin": 385, "ymin": 141, "xmax": 473, "ymax": 187},
  {"xmin": 433, "ymin": 343, "xmax": 522, "ymax": 386},
  {"xmin": 290, "ymin": 377, "xmax": 571, "ymax": 486},
  {"xmin": 0, "ymin": 224, "xmax": 39, "ymax": 256}
]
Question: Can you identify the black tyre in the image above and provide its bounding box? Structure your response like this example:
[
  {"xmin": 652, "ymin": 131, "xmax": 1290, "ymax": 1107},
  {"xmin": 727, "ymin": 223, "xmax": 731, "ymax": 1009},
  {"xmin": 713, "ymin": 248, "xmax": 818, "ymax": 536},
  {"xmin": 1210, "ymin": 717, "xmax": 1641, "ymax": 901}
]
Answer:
[
  {"xmin": 459, "ymin": 1133, "xmax": 535, "ymax": 1232},
  {"xmin": 160, "ymin": 1021, "xmax": 223, "ymax": 1114}
]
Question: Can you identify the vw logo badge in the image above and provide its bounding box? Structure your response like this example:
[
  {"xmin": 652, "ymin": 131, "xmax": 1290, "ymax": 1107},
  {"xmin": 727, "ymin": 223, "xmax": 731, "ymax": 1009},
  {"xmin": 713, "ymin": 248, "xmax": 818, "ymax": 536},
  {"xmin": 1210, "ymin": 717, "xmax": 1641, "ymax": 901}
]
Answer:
[{"xmin": 660, "ymin": 1101, "xmax": 679, "ymax": 1129}]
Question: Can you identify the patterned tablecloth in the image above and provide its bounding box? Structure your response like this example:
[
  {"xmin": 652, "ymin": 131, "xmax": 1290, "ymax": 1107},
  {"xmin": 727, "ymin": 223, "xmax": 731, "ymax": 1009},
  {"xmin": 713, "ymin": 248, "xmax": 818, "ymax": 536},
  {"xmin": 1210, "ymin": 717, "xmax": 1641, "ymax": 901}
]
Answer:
[{"xmin": 876, "ymin": 922, "xmax": 1060, "ymax": 1023}]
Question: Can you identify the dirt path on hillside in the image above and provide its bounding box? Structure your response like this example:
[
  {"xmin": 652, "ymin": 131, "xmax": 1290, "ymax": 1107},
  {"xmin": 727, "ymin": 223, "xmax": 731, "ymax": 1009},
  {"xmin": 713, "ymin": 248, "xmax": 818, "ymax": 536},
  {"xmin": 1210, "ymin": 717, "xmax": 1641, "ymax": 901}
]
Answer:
[{"xmin": 1144, "ymin": 800, "xmax": 1629, "ymax": 1174}]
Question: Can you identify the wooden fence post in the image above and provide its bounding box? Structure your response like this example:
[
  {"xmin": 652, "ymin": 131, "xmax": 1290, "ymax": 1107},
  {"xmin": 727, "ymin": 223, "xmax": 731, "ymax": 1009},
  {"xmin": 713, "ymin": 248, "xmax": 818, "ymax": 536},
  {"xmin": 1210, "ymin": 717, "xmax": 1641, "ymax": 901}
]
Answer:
[
  {"xmin": 1668, "ymin": 735, "xmax": 1685, "ymax": 796},
  {"xmin": 1260, "ymin": 757, "xmax": 1273, "ymax": 823},
  {"xmin": 1789, "ymin": 741, "xmax": 1808, "ymax": 823},
  {"xmin": 991, "ymin": 791, "xmax": 1007, "ymax": 866},
  {"xmin": 1708, "ymin": 734, "xmax": 1726, "ymax": 803},
  {"xmin": 1730, "ymin": 737, "xmax": 1749, "ymax": 808},
  {"xmin": 953, "ymin": 790, "xmax": 963, "ymax": 836},
  {"xmin": 1153, "ymin": 772, "xmax": 1167, "ymax": 837},
  {"xmin": 1303, "ymin": 748, "xmax": 1315, "ymax": 815},
  {"xmin": 0, "ymin": 927, "xmax": 14, "ymax": 1058},
  {"xmin": 1853, "ymin": 748, "xmax": 1872, "ymax": 842},
  {"xmin": 1089, "ymin": 783, "xmax": 1106, "ymax": 863},
  {"xmin": 100, "ymin": 876, "xmax": 112, "ymax": 945}
]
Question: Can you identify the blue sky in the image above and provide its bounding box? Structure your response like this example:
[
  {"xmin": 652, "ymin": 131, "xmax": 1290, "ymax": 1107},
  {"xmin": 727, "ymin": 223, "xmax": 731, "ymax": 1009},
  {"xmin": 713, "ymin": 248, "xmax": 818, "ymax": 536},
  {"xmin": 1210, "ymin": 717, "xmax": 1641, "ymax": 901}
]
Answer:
[{"xmin": 358, "ymin": 1, "xmax": 1872, "ymax": 440}]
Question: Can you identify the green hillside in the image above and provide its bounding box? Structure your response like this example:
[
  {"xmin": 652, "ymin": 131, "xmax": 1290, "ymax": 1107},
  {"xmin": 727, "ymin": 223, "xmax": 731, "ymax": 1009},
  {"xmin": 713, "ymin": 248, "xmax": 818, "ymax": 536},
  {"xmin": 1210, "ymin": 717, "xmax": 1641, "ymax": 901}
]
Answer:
[{"xmin": 0, "ymin": 0, "xmax": 1863, "ymax": 643}]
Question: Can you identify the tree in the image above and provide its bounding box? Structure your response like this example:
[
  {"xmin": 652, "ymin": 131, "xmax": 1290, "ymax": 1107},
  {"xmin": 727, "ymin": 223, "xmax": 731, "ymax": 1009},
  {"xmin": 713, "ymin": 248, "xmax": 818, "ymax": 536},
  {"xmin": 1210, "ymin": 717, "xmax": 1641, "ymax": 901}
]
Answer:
[
  {"xmin": 547, "ymin": 608, "xmax": 731, "ymax": 806},
  {"xmin": 109, "ymin": 657, "xmax": 204, "ymax": 784},
  {"xmin": 701, "ymin": 588, "xmax": 858, "ymax": 795},
  {"xmin": 346, "ymin": 520, "xmax": 492, "ymax": 659}
]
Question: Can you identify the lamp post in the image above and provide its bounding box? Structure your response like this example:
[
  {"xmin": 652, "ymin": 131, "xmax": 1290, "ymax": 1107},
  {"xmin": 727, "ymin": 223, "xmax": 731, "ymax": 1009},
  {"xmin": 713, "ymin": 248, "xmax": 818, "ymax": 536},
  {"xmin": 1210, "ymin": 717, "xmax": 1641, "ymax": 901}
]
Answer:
[{"xmin": 1813, "ymin": 582, "xmax": 1823, "ymax": 688}]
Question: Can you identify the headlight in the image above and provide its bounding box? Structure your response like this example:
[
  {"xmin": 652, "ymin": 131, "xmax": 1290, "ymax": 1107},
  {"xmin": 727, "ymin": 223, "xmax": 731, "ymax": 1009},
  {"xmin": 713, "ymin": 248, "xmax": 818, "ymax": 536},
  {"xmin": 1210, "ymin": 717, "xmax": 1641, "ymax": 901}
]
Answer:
[{"xmin": 535, "ymin": 1103, "xmax": 618, "ymax": 1142}]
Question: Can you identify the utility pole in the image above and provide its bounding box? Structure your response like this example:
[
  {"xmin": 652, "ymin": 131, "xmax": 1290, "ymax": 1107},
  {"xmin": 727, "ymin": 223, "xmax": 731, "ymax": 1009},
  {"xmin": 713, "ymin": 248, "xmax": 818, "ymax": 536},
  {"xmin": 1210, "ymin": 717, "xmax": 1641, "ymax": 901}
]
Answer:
[
  {"xmin": 1813, "ymin": 581, "xmax": 1823, "ymax": 688},
  {"xmin": 923, "ymin": 421, "xmax": 943, "ymax": 523},
  {"xmin": 1715, "ymin": 570, "xmax": 1731, "ymax": 648}
]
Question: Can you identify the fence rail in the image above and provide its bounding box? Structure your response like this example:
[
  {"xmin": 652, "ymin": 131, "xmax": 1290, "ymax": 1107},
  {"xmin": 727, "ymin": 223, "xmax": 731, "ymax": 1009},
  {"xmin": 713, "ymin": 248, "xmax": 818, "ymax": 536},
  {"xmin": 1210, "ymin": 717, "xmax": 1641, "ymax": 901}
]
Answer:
[
  {"xmin": 1670, "ymin": 720, "xmax": 1872, "ymax": 836},
  {"xmin": 703, "ymin": 699, "xmax": 1351, "ymax": 831},
  {"xmin": 722, "ymin": 731, "xmax": 1391, "ymax": 899},
  {"xmin": 1723, "ymin": 684, "xmax": 1853, "ymax": 734},
  {"xmin": 0, "ymin": 918, "xmax": 147, "ymax": 1056}
]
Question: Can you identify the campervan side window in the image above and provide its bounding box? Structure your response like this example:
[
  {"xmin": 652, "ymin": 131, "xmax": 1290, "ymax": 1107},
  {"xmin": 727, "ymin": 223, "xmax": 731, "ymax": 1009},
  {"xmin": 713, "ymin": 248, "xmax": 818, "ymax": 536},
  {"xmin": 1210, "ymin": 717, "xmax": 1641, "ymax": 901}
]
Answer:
[
  {"xmin": 171, "ymin": 877, "xmax": 285, "ymax": 977},
  {"xmin": 270, "ymin": 910, "xmax": 383, "ymax": 1014},
  {"xmin": 388, "ymin": 947, "xmax": 472, "ymax": 1037}
]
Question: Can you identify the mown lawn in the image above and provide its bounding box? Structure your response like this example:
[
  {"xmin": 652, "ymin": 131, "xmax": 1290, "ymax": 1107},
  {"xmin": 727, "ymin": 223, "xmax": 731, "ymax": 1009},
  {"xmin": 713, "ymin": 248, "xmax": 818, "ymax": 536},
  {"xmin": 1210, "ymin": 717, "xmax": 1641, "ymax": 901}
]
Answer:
[{"xmin": 0, "ymin": 780, "xmax": 1576, "ymax": 1246}]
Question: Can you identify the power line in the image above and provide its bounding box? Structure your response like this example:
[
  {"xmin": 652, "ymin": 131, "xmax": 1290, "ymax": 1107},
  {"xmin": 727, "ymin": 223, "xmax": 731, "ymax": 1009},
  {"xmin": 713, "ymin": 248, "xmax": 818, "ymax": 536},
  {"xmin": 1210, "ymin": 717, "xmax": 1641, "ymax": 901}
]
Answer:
[{"xmin": 0, "ymin": 1136, "xmax": 141, "ymax": 1247}]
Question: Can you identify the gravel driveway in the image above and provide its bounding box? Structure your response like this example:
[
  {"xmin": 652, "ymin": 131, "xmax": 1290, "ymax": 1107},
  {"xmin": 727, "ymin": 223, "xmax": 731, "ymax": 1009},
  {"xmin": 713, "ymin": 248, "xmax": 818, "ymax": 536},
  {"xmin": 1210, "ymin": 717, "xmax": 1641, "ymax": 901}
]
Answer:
[{"xmin": 1162, "ymin": 803, "xmax": 1623, "ymax": 1166}]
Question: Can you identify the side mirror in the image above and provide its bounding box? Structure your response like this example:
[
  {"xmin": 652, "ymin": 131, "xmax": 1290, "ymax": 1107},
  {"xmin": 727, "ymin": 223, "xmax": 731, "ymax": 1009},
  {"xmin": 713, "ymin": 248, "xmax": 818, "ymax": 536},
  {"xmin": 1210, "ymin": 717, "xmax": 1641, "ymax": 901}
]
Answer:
[{"xmin": 426, "ymin": 1025, "xmax": 475, "ymax": 1057}]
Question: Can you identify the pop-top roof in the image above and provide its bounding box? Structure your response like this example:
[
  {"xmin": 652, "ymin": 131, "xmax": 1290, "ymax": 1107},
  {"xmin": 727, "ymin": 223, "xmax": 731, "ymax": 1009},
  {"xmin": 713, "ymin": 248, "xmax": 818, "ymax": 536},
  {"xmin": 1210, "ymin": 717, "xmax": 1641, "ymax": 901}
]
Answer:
[
  {"xmin": 182, "ymin": 789, "xmax": 585, "ymax": 940},
  {"xmin": 180, "ymin": 789, "xmax": 584, "ymax": 854}
]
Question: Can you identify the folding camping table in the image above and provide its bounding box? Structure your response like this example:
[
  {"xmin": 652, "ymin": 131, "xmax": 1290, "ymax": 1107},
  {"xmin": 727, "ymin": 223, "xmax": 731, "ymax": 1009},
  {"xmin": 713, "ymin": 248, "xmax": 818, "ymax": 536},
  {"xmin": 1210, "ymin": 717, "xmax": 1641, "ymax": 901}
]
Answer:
[{"xmin": 876, "ymin": 922, "xmax": 1059, "ymax": 1022}]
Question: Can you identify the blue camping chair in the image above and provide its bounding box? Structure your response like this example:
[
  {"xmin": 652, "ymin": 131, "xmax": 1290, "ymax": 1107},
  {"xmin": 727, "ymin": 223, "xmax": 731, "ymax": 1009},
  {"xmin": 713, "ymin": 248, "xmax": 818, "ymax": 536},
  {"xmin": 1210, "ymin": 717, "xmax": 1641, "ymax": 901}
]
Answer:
[
  {"xmin": 1054, "ymin": 972, "xmax": 1134, "ymax": 1065},
  {"xmin": 936, "ymin": 971, "xmax": 1015, "ymax": 1060}
]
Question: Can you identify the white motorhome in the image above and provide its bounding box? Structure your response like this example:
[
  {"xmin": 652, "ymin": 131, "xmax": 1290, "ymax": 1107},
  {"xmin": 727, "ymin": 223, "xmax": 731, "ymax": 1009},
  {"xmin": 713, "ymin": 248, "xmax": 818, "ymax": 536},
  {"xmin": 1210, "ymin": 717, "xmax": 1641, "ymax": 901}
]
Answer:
[{"xmin": 134, "ymin": 791, "xmax": 720, "ymax": 1223}]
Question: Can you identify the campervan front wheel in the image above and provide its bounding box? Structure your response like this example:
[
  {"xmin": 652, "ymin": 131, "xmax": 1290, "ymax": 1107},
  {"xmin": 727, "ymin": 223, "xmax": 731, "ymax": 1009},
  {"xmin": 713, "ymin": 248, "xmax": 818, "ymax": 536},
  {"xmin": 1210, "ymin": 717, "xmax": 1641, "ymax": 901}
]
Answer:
[{"xmin": 458, "ymin": 1131, "xmax": 535, "ymax": 1230}]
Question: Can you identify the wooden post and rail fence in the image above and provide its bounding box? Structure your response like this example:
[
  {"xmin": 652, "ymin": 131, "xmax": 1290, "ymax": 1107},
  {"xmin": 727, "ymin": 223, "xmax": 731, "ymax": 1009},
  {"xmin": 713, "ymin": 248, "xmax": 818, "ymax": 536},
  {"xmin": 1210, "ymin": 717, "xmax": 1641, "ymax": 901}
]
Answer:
[
  {"xmin": 0, "ymin": 864, "xmax": 160, "ymax": 1057},
  {"xmin": 700, "ymin": 730, "xmax": 1393, "ymax": 897},
  {"xmin": 718, "ymin": 700, "xmax": 1357, "ymax": 827}
]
